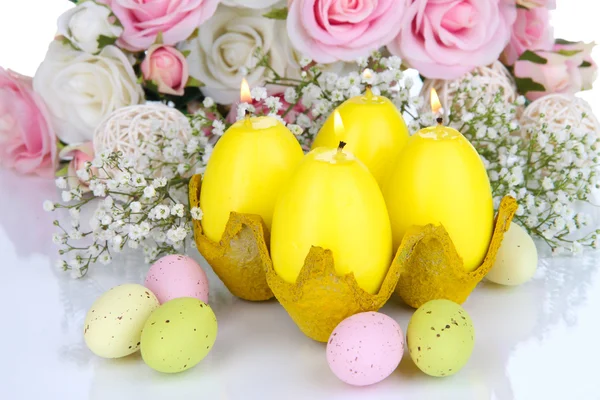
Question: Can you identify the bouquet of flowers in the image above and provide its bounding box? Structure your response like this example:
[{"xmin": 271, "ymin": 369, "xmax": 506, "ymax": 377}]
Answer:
[{"xmin": 0, "ymin": 0, "xmax": 598, "ymax": 276}]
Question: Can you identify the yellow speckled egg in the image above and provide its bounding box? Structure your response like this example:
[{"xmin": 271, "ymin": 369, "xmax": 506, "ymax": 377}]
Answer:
[
  {"xmin": 84, "ymin": 284, "xmax": 159, "ymax": 358},
  {"xmin": 141, "ymin": 297, "xmax": 218, "ymax": 373},
  {"xmin": 407, "ymin": 299, "xmax": 475, "ymax": 377},
  {"xmin": 486, "ymin": 222, "xmax": 538, "ymax": 286}
]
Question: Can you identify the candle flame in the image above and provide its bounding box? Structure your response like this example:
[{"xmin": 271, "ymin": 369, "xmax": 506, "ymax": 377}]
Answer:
[
  {"xmin": 333, "ymin": 110, "xmax": 345, "ymax": 136},
  {"xmin": 240, "ymin": 78, "xmax": 251, "ymax": 103},
  {"xmin": 430, "ymin": 88, "xmax": 442, "ymax": 114}
]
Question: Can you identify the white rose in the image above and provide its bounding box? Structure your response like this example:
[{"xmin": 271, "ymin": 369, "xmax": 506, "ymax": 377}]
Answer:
[
  {"xmin": 33, "ymin": 41, "xmax": 144, "ymax": 144},
  {"xmin": 57, "ymin": 1, "xmax": 123, "ymax": 54},
  {"xmin": 181, "ymin": 5, "xmax": 288, "ymax": 104},
  {"xmin": 221, "ymin": 0, "xmax": 282, "ymax": 8}
]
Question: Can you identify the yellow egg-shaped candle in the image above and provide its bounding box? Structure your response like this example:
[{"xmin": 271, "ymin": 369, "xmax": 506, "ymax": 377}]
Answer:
[
  {"xmin": 312, "ymin": 87, "xmax": 409, "ymax": 186},
  {"xmin": 383, "ymin": 125, "xmax": 494, "ymax": 272},
  {"xmin": 200, "ymin": 116, "xmax": 304, "ymax": 242},
  {"xmin": 271, "ymin": 141, "xmax": 393, "ymax": 294}
]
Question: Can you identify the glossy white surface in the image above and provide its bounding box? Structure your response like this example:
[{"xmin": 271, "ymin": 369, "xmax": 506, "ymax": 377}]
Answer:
[
  {"xmin": 1, "ymin": 169, "xmax": 600, "ymax": 400},
  {"xmin": 1, "ymin": 1, "xmax": 600, "ymax": 399}
]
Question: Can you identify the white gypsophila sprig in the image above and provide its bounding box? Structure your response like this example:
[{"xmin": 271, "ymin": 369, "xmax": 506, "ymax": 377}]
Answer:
[
  {"xmin": 440, "ymin": 79, "xmax": 600, "ymax": 254},
  {"xmin": 44, "ymin": 129, "xmax": 207, "ymax": 276}
]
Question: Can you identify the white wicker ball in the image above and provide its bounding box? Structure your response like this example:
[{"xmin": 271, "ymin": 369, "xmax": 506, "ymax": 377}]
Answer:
[
  {"xmin": 420, "ymin": 61, "xmax": 518, "ymax": 112},
  {"xmin": 520, "ymin": 94, "xmax": 600, "ymax": 136},
  {"xmin": 93, "ymin": 103, "xmax": 192, "ymax": 164}
]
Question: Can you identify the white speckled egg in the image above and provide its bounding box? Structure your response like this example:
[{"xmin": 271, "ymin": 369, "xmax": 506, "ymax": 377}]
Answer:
[
  {"xmin": 486, "ymin": 222, "xmax": 538, "ymax": 286},
  {"xmin": 326, "ymin": 312, "xmax": 404, "ymax": 386},
  {"xmin": 84, "ymin": 284, "xmax": 159, "ymax": 358}
]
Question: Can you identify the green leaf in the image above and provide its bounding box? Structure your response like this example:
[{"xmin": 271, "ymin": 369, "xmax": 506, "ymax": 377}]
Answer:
[
  {"xmin": 181, "ymin": 49, "xmax": 191, "ymax": 58},
  {"xmin": 263, "ymin": 7, "xmax": 288, "ymax": 20},
  {"xmin": 155, "ymin": 31, "xmax": 164, "ymax": 45},
  {"xmin": 555, "ymin": 38, "xmax": 578, "ymax": 45},
  {"xmin": 187, "ymin": 28, "xmax": 199, "ymax": 41},
  {"xmin": 68, "ymin": 0, "xmax": 78, "ymax": 4},
  {"xmin": 186, "ymin": 76, "xmax": 204, "ymax": 88},
  {"xmin": 515, "ymin": 77, "xmax": 546, "ymax": 94},
  {"xmin": 145, "ymin": 80, "xmax": 159, "ymax": 93},
  {"xmin": 97, "ymin": 35, "xmax": 117, "ymax": 49},
  {"xmin": 55, "ymin": 163, "xmax": 70, "ymax": 178},
  {"xmin": 556, "ymin": 49, "xmax": 582, "ymax": 57},
  {"xmin": 580, "ymin": 61, "xmax": 593, "ymax": 68},
  {"xmin": 518, "ymin": 50, "xmax": 548, "ymax": 64}
]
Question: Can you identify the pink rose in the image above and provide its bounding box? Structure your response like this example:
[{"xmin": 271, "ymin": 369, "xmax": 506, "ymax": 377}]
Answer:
[
  {"xmin": 141, "ymin": 45, "xmax": 189, "ymax": 96},
  {"xmin": 388, "ymin": 0, "xmax": 517, "ymax": 80},
  {"xmin": 100, "ymin": 0, "xmax": 220, "ymax": 51},
  {"xmin": 287, "ymin": 0, "xmax": 406, "ymax": 63},
  {"xmin": 514, "ymin": 50, "xmax": 585, "ymax": 100},
  {"xmin": 0, "ymin": 68, "xmax": 57, "ymax": 178},
  {"xmin": 554, "ymin": 41, "xmax": 597, "ymax": 91},
  {"xmin": 59, "ymin": 143, "xmax": 96, "ymax": 191},
  {"xmin": 502, "ymin": 7, "xmax": 553, "ymax": 65},
  {"xmin": 515, "ymin": 0, "xmax": 556, "ymax": 9}
]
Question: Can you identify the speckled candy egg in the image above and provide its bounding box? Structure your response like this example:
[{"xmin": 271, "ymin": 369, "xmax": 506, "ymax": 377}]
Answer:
[
  {"xmin": 326, "ymin": 312, "xmax": 404, "ymax": 386},
  {"xmin": 140, "ymin": 297, "xmax": 218, "ymax": 373},
  {"xmin": 407, "ymin": 299, "xmax": 475, "ymax": 377},
  {"xmin": 486, "ymin": 222, "xmax": 538, "ymax": 286},
  {"xmin": 145, "ymin": 254, "xmax": 209, "ymax": 304},
  {"xmin": 84, "ymin": 284, "xmax": 159, "ymax": 358}
]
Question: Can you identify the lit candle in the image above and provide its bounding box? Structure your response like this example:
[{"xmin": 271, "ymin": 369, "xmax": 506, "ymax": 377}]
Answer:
[
  {"xmin": 311, "ymin": 71, "xmax": 410, "ymax": 186},
  {"xmin": 271, "ymin": 111, "xmax": 393, "ymax": 294},
  {"xmin": 383, "ymin": 88, "xmax": 494, "ymax": 272},
  {"xmin": 200, "ymin": 79, "xmax": 305, "ymax": 243}
]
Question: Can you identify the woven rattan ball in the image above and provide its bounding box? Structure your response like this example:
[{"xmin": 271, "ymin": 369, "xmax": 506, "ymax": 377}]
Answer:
[
  {"xmin": 93, "ymin": 103, "xmax": 192, "ymax": 164},
  {"xmin": 420, "ymin": 61, "xmax": 518, "ymax": 112},
  {"xmin": 520, "ymin": 94, "xmax": 600, "ymax": 135}
]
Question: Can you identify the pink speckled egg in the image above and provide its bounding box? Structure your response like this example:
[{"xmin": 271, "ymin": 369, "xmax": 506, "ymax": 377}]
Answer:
[
  {"xmin": 144, "ymin": 255, "xmax": 209, "ymax": 304},
  {"xmin": 326, "ymin": 312, "xmax": 404, "ymax": 386}
]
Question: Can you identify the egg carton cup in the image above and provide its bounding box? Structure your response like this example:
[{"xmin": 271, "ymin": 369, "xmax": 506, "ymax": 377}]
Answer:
[
  {"xmin": 394, "ymin": 196, "xmax": 518, "ymax": 308},
  {"xmin": 189, "ymin": 174, "xmax": 401, "ymax": 341},
  {"xmin": 189, "ymin": 175, "xmax": 274, "ymax": 301},
  {"xmin": 190, "ymin": 174, "xmax": 517, "ymax": 341},
  {"xmin": 264, "ymin": 245, "xmax": 403, "ymax": 343}
]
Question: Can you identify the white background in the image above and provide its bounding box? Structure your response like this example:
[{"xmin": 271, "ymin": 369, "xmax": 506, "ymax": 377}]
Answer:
[{"xmin": 1, "ymin": 2, "xmax": 600, "ymax": 400}]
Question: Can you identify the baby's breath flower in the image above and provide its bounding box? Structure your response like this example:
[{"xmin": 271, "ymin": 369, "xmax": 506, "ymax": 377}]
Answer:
[
  {"xmin": 251, "ymin": 87, "xmax": 267, "ymax": 101},
  {"xmin": 152, "ymin": 205, "xmax": 171, "ymax": 220},
  {"xmin": 202, "ymin": 97, "xmax": 215, "ymax": 108},
  {"xmin": 61, "ymin": 191, "xmax": 73, "ymax": 202},
  {"xmin": 43, "ymin": 200, "xmax": 55, "ymax": 212},
  {"xmin": 284, "ymin": 87, "xmax": 298, "ymax": 104},
  {"xmin": 171, "ymin": 204, "xmax": 185, "ymax": 218},
  {"xmin": 143, "ymin": 186, "xmax": 156, "ymax": 199},
  {"xmin": 191, "ymin": 207, "xmax": 203, "ymax": 220},
  {"xmin": 55, "ymin": 177, "xmax": 67, "ymax": 189}
]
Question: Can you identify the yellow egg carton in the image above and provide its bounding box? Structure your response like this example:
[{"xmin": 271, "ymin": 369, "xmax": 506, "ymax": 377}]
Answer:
[
  {"xmin": 188, "ymin": 175, "xmax": 273, "ymax": 302},
  {"xmin": 189, "ymin": 174, "xmax": 517, "ymax": 341}
]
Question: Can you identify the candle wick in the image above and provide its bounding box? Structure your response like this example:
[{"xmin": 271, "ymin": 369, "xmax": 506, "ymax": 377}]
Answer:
[
  {"xmin": 436, "ymin": 117, "xmax": 443, "ymax": 125},
  {"xmin": 244, "ymin": 109, "xmax": 251, "ymax": 118},
  {"xmin": 338, "ymin": 141, "xmax": 347, "ymax": 152},
  {"xmin": 365, "ymin": 85, "xmax": 373, "ymax": 100}
]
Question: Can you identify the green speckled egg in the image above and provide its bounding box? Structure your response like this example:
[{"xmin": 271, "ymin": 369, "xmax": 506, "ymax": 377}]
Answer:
[
  {"xmin": 84, "ymin": 284, "xmax": 159, "ymax": 358},
  {"xmin": 407, "ymin": 299, "xmax": 474, "ymax": 377},
  {"xmin": 140, "ymin": 297, "xmax": 218, "ymax": 373}
]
